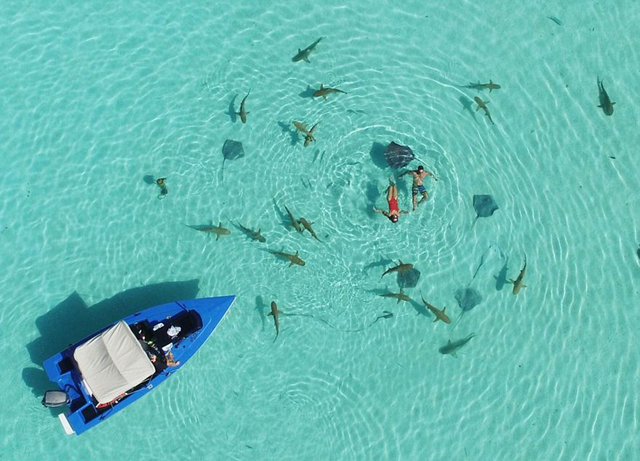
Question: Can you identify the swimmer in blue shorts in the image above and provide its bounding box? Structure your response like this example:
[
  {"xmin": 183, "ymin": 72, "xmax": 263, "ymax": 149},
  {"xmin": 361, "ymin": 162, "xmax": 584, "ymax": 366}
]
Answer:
[{"xmin": 399, "ymin": 165, "xmax": 434, "ymax": 211}]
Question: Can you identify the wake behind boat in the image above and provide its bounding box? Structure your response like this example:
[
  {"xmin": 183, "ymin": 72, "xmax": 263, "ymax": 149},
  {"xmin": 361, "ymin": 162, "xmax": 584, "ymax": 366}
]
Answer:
[{"xmin": 42, "ymin": 296, "xmax": 235, "ymax": 435}]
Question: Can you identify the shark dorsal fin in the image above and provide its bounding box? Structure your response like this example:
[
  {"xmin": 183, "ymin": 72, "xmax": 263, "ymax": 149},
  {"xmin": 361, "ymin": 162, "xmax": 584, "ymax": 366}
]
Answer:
[{"xmin": 218, "ymin": 221, "xmax": 222, "ymax": 227}]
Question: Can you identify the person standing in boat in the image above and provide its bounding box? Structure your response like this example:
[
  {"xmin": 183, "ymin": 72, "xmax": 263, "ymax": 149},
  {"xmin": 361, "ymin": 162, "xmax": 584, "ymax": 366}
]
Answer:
[{"xmin": 150, "ymin": 350, "xmax": 180, "ymax": 373}]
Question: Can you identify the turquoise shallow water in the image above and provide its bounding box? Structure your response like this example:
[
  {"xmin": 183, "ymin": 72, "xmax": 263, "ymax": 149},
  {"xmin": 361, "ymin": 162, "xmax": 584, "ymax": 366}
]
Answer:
[{"xmin": 1, "ymin": 1, "xmax": 640, "ymax": 460}]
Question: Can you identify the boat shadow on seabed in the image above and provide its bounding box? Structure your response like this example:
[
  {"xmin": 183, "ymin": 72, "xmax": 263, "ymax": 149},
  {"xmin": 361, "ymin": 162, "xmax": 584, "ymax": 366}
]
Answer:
[{"xmin": 23, "ymin": 279, "xmax": 201, "ymax": 407}]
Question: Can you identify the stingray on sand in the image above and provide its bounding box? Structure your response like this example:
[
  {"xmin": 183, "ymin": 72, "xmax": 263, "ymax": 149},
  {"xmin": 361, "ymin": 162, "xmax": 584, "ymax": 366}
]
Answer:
[
  {"xmin": 472, "ymin": 195, "xmax": 498, "ymax": 227},
  {"xmin": 455, "ymin": 287, "xmax": 482, "ymax": 311},
  {"xmin": 451, "ymin": 287, "xmax": 483, "ymax": 329},
  {"xmin": 398, "ymin": 268, "xmax": 421, "ymax": 288},
  {"xmin": 385, "ymin": 142, "xmax": 414, "ymax": 169},
  {"xmin": 221, "ymin": 139, "xmax": 244, "ymax": 180}
]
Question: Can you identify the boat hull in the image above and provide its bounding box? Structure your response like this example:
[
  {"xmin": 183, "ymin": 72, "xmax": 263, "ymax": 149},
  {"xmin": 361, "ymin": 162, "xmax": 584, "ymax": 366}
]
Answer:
[{"xmin": 43, "ymin": 295, "xmax": 235, "ymax": 435}]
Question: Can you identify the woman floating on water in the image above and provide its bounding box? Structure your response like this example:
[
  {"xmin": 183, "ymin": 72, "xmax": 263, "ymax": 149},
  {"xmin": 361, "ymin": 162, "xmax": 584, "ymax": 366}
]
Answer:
[{"xmin": 373, "ymin": 178, "xmax": 408, "ymax": 223}]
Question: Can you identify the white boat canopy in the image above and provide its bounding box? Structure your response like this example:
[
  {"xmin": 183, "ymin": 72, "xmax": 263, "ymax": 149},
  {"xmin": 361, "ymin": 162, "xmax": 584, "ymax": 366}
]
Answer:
[{"xmin": 74, "ymin": 320, "xmax": 155, "ymax": 404}]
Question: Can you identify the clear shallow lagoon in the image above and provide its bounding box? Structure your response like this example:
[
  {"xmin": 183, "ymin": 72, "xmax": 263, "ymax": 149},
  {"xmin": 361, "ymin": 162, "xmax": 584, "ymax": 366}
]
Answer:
[{"xmin": 1, "ymin": 1, "xmax": 639, "ymax": 460}]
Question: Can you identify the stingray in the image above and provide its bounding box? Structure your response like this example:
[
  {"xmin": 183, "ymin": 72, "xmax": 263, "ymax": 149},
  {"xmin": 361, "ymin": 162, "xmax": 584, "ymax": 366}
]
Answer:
[
  {"xmin": 450, "ymin": 287, "xmax": 483, "ymax": 330},
  {"xmin": 385, "ymin": 142, "xmax": 414, "ymax": 169},
  {"xmin": 221, "ymin": 139, "xmax": 244, "ymax": 180},
  {"xmin": 472, "ymin": 194, "xmax": 498, "ymax": 227},
  {"xmin": 397, "ymin": 268, "xmax": 421, "ymax": 288},
  {"xmin": 455, "ymin": 287, "xmax": 482, "ymax": 311}
]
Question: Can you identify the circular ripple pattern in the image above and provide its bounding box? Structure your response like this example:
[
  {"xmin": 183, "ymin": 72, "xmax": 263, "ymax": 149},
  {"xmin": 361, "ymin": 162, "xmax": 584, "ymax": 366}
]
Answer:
[{"xmin": 1, "ymin": 1, "xmax": 640, "ymax": 461}]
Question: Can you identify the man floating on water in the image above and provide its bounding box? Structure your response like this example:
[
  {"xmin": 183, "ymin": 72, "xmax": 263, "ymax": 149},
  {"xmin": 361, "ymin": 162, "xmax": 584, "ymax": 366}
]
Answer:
[{"xmin": 399, "ymin": 165, "xmax": 436, "ymax": 211}]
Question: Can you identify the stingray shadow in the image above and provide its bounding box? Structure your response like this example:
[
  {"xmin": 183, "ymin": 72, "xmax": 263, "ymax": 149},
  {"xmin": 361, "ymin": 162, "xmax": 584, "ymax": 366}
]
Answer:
[
  {"xmin": 278, "ymin": 121, "xmax": 299, "ymax": 146},
  {"xmin": 369, "ymin": 142, "xmax": 388, "ymax": 169},
  {"xmin": 24, "ymin": 279, "xmax": 200, "ymax": 399},
  {"xmin": 299, "ymin": 85, "xmax": 316, "ymax": 99},
  {"xmin": 143, "ymin": 175, "xmax": 156, "ymax": 185},
  {"xmin": 226, "ymin": 94, "xmax": 238, "ymax": 123}
]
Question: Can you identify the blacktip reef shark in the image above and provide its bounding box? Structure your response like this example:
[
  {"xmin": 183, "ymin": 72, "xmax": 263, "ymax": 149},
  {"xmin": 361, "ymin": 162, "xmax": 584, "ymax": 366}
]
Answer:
[
  {"xmin": 269, "ymin": 249, "xmax": 306, "ymax": 267},
  {"xmin": 237, "ymin": 90, "xmax": 250, "ymax": 123},
  {"xmin": 369, "ymin": 311, "xmax": 394, "ymax": 327},
  {"xmin": 463, "ymin": 80, "xmax": 501, "ymax": 92},
  {"xmin": 381, "ymin": 260, "xmax": 413, "ymax": 279},
  {"xmin": 292, "ymin": 37, "xmax": 323, "ymax": 63},
  {"xmin": 421, "ymin": 297, "xmax": 451, "ymax": 324},
  {"xmin": 284, "ymin": 205, "xmax": 302, "ymax": 233},
  {"xmin": 237, "ymin": 223, "xmax": 266, "ymax": 243},
  {"xmin": 474, "ymin": 96, "xmax": 495, "ymax": 125},
  {"xmin": 439, "ymin": 333, "xmax": 476, "ymax": 358},
  {"xmin": 269, "ymin": 301, "xmax": 282, "ymax": 342},
  {"xmin": 293, "ymin": 121, "xmax": 309, "ymax": 135},
  {"xmin": 379, "ymin": 289, "xmax": 412, "ymax": 304},
  {"xmin": 187, "ymin": 222, "xmax": 230, "ymax": 240},
  {"xmin": 299, "ymin": 217, "xmax": 321, "ymax": 242},
  {"xmin": 597, "ymin": 77, "xmax": 615, "ymax": 116},
  {"xmin": 304, "ymin": 123, "xmax": 319, "ymax": 147},
  {"xmin": 313, "ymin": 84, "xmax": 347, "ymax": 100},
  {"xmin": 510, "ymin": 255, "xmax": 527, "ymax": 295}
]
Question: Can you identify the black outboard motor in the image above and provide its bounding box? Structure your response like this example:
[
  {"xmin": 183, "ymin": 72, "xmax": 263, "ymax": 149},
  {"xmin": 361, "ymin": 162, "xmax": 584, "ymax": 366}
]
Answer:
[{"xmin": 42, "ymin": 390, "xmax": 69, "ymax": 408}]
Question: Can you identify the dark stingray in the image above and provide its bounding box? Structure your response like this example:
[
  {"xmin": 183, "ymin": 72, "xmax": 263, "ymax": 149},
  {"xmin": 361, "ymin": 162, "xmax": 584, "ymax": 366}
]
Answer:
[
  {"xmin": 385, "ymin": 142, "xmax": 414, "ymax": 169},
  {"xmin": 472, "ymin": 195, "xmax": 498, "ymax": 227},
  {"xmin": 397, "ymin": 268, "xmax": 421, "ymax": 288},
  {"xmin": 455, "ymin": 287, "xmax": 483, "ymax": 311},
  {"xmin": 221, "ymin": 139, "xmax": 244, "ymax": 180}
]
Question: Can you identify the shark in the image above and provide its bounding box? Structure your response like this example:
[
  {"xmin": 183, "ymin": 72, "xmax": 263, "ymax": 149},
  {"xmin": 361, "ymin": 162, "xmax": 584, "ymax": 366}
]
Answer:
[
  {"xmin": 299, "ymin": 217, "xmax": 321, "ymax": 241},
  {"xmin": 379, "ymin": 289, "xmax": 412, "ymax": 304},
  {"xmin": 237, "ymin": 223, "xmax": 266, "ymax": 242},
  {"xmin": 304, "ymin": 123, "xmax": 318, "ymax": 147},
  {"xmin": 510, "ymin": 255, "xmax": 527, "ymax": 295},
  {"xmin": 464, "ymin": 80, "xmax": 501, "ymax": 92},
  {"xmin": 269, "ymin": 249, "xmax": 306, "ymax": 267},
  {"xmin": 237, "ymin": 90, "xmax": 250, "ymax": 123},
  {"xmin": 188, "ymin": 222, "xmax": 230, "ymax": 240},
  {"xmin": 369, "ymin": 311, "xmax": 394, "ymax": 327},
  {"xmin": 293, "ymin": 121, "xmax": 309, "ymax": 134},
  {"xmin": 292, "ymin": 37, "xmax": 323, "ymax": 63},
  {"xmin": 439, "ymin": 333, "xmax": 476, "ymax": 358},
  {"xmin": 421, "ymin": 297, "xmax": 451, "ymax": 323},
  {"xmin": 381, "ymin": 260, "xmax": 413, "ymax": 279},
  {"xmin": 313, "ymin": 84, "xmax": 347, "ymax": 100},
  {"xmin": 268, "ymin": 301, "xmax": 282, "ymax": 342},
  {"xmin": 284, "ymin": 205, "xmax": 302, "ymax": 233},
  {"xmin": 597, "ymin": 77, "xmax": 615, "ymax": 116},
  {"xmin": 474, "ymin": 96, "xmax": 495, "ymax": 125}
]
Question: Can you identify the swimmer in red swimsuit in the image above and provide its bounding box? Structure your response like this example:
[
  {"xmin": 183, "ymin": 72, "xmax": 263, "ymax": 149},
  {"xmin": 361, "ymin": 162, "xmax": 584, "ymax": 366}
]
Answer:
[{"xmin": 373, "ymin": 179, "xmax": 408, "ymax": 223}]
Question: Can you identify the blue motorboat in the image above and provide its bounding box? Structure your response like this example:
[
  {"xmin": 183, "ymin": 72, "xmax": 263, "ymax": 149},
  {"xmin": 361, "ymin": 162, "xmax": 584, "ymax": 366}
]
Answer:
[{"xmin": 42, "ymin": 296, "xmax": 235, "ymax": 435}]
